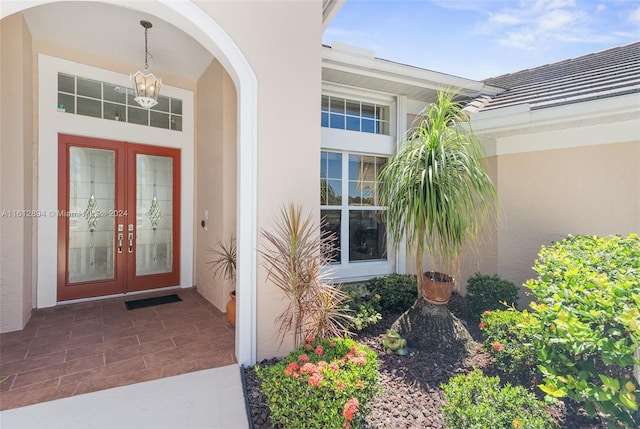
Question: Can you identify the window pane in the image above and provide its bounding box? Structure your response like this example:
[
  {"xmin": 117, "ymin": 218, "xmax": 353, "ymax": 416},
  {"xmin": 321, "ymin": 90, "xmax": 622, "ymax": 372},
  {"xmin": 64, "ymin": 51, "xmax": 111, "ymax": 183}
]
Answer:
[
  {"xmin": 150, "ymin": 111, "xmax": 170, "ymax": 129},
  {"xmin": 327, "ymin": 180, "xmax": 342, "ymax": 205},
  {"xmin": 320, "ymin": 178, "xmax": 328, "ymax": 205},
  {"xmin": 379, "ymin": 121, "xmax": 390, "ymax": 135},
  {"xmin": 330, "ymin": 113, "xmax": 345, "ymax": 130},
  {"xmin": 321, "ymin": 95, "xmax": 329, "ymax": 111},
  {"xmin": 321, "ymin": 111, "xmax": 329, "ymax": 127},
  {"xmin": 58, "ymin": 93, "xmax": 75, "ymax": 114},
  {"xmin": 77, "ymin": 77, "xmax": 102, "ymax": 99},
  {"xmin": 103, "ymin": 83, "xmax": 126, "ymax": 104},
  {"xmin": 103, "ymin": 102, "xmax": 125, "ymax": 121},
  {"xmin": 346, "ymin": 116, "xmax": 360, "ymax": 131},
  {"xmin": 321, "ymin": 209, "xmax": 341, "ymax": 263},
  {"xmin": 77, "ymin": 97, "xmax": 101, "ymax": 118},
  {"xmin": 128, "ymin": 106, "xmax": 148, "ymax": 125},
  {"xmin": 58, "ymin": 73, "xmax": 75, "ymax": 94},
  {"xmin": 362, "ymin": 118, "xmax": 375, "ymax": 133},
  {"xmin": 170, "ymin": 98, "xmax": 182, "ymax": 115},
  {"xmin": 327, "ymin": 152, "xmax": 342, "ymax": 179},
  {"xmin": 378, "ymin": 106, "xmax": 390, "ymax": 121},
  {"xmin": 171, "ymin": 115, "xmax": 182, "ymax": 131},
  {"xmin": 349, "ymin": 210, "xmax": 386, "ymax": 262},
  {"xmin": 330, "ymin": 97, "xmax": 345, "ymax": 113},
  {"xmin": 361, "ymin": 103, "xmax": 376, "ymax": 119},
  {"xmin": 345, "ymin": 101, "xmax": 360, "ymax": 116},
  {"xmin": 151, "ymin": 96, "xmax": 170, "ymax": 113}
]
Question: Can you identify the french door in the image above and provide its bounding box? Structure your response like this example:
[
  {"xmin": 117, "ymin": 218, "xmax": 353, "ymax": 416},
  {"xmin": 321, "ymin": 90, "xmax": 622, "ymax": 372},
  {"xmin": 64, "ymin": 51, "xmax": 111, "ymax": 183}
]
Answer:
[{"xmin": 57, "ymin": 134, "xmax": 181, "ymax": 301}]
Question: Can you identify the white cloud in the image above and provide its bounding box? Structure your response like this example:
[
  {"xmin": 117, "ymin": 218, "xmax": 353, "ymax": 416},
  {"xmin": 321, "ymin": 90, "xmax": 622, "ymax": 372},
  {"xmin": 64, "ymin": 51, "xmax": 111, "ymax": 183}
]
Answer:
[{"xmin": 629, "ymin": 7, "xmax": 640, "ymax": 25}]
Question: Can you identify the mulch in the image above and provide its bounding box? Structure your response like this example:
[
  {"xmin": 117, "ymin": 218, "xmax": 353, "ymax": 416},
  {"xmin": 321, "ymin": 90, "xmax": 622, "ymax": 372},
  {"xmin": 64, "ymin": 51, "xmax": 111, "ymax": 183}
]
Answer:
[{"xmin": 243, "ymin": 293, "xmax": 604, "ymax": 428}]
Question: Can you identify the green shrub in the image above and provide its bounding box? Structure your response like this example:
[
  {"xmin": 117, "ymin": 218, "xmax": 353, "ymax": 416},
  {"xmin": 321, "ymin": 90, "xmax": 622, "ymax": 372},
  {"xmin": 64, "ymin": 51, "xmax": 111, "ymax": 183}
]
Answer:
[
  {"xmin": 342, "ymin": 284, "xmax": 382, "ymax": 331},
  {"xmin": 465, "ymin": 273, "xmax": 518, "ymax": 320},
  {"xmin": 256, "ymin": 337, "xmax": 380, "ymax": 429},
  {"xmin": 480, "ymin": 308, "xmax": 539, "ymax": 384},
  {"xmin": 526, "ymin": 234, "xmax": 640, "ymax": 428},
  {"xmin": 441, "ymin": 368, "xmax": 557, "ymax": 429},
  {"xmin": 365, "ymin": 274, "xmax": 417, "ymax": 313}
]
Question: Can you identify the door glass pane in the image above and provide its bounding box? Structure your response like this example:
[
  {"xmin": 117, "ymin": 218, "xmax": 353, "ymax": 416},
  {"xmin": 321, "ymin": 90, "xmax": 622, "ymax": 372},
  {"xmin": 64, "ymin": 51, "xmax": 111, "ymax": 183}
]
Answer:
[
  {"xmin": 68, "ymin": 147, "xmax": 115, "ymax": 283},
  {"xmin": 136, "ymin": 154, "xmax": 173, "ymax": 276}
]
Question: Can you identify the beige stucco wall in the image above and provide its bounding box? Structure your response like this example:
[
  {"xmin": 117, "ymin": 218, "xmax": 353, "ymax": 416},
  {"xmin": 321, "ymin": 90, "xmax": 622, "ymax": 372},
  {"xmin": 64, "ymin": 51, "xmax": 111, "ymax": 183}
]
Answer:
[
  {"xmin": 0, "ymin": 14, "xmax": 34, "ymax": 332},
  {"xmin": 195, "ymin": 59, "xmax": 237, "ymax": 312},
  {"xmin": 195, "ymin": 1, "xmax": 322, "ymax": 360},
  {"xmin": 495, "ymin": 140, "xmax": 639, "ymax": 304}
]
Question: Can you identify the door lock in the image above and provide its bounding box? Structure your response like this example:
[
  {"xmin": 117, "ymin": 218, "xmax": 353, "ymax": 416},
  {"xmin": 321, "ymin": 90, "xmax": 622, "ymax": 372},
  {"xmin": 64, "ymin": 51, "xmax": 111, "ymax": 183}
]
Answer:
[
  {"xmin": 128, "ymin": 232, "xmax": 134, "ymax": 253},
  {"xmin": 118, "ymin": 233, "xmax": 124, "ymax": 253}
]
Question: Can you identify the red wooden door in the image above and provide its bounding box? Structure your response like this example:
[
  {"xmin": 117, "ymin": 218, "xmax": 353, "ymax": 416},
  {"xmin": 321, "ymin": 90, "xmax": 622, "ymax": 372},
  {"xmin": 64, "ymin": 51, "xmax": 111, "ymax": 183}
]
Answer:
[{"xmin": 57, "ymin": 134, "xmax": 180, "ymax": 301}]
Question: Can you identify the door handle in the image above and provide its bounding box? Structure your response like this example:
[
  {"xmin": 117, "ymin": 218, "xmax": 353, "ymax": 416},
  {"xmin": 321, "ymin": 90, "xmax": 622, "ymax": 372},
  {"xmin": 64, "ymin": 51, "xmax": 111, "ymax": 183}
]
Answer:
[
  {"xmin": 128, "ymin": 232, "xmax": 134, "ymax": 253},
  {"xmin": 118, "ymin": 233, "xmax": 124, "ymax": 253}
]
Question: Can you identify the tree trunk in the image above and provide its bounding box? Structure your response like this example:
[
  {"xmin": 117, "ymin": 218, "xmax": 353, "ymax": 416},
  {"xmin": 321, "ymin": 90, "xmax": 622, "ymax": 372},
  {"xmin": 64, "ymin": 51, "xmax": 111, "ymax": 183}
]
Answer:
[{"xmin": 391, "ymin": 297, "xmax": 477, "ymax": 356}]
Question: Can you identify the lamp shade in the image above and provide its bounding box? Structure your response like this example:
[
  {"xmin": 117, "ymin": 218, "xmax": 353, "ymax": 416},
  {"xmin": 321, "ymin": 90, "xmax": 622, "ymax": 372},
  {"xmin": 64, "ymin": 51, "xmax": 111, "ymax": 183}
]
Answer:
[{"xmin": 131, "ymin": 70, "xmax": 162, "ymax": 109}]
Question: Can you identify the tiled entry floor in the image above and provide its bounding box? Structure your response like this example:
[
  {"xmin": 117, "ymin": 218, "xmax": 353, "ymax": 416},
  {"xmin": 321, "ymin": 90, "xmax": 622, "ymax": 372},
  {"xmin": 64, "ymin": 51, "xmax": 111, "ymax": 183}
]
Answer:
[{"xmin": 0, "ymin": 288, "xmax": 236, "ymax": 410}]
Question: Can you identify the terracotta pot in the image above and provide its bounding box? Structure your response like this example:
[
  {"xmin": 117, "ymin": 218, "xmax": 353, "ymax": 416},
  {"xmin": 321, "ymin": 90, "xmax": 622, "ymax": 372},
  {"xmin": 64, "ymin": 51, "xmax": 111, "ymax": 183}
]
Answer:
[
  {"xmin": 226, "ymin": 290, "xmax": 236, "ymax": 327},
  {"xmin": 422, "ymin": 271, "xmax": 455, "ymax": 305}
]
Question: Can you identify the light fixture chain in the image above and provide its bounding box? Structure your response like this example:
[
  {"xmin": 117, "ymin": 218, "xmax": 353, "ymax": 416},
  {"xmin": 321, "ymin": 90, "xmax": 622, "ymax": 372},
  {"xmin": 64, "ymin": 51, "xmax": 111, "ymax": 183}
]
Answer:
[{"xmin": 144, "ymin": 26, "xmax": 149, "ymax": 71}]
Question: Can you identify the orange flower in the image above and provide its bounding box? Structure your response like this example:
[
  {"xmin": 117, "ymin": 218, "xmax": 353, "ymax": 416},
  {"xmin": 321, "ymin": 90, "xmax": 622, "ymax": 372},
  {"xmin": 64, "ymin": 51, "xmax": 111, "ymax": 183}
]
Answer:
[
  {"xmin": 315, "ymin": 345, "xmax": 324, "ymax": 356},
  {"xmin": 298, "ymin": 353, "xmax": 310, "ymax": 362},
  {"xmin": 492, "ymin": 341, "xmax": 505, "ymax": 352},
  {"xmin": 308, "ymin": 372, "xmax": 323, "ymax": 388},
  {"xmin": 336, "ymin": 380, "xmax": 346, "ymax": 390},
  {"xmin": 478, "ymin": 322, "xmax": 486, "ymax": 329},
  {"xmin": 343, "ymin": 397, "xmax": 359, "ymax": 421}
]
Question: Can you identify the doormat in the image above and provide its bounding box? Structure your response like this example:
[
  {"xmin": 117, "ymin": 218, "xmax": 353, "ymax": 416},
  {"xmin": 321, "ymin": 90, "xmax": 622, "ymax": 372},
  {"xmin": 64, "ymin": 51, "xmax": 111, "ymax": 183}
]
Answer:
[{"xmin": 125, "ymin": 294, "xmax": 182, "ymax": 310}]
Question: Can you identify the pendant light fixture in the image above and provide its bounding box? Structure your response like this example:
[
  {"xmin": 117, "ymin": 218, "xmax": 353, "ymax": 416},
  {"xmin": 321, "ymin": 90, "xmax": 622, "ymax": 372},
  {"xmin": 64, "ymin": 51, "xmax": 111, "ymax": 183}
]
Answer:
[{"xmin": 131, "ymin": 20, "xmax": 162, "ymax": 109}]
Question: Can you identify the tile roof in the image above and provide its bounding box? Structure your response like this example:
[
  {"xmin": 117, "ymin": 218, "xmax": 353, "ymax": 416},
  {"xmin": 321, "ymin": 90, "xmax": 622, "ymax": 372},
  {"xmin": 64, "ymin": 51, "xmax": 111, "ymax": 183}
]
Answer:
[{"xmin": 468, "ymin": 41, "xmax": 640, "ymax": 112}]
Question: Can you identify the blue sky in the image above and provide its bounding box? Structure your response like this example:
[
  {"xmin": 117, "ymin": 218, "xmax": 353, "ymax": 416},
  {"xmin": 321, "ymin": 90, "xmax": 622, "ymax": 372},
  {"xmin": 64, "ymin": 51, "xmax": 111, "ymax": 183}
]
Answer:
[{"xmin": 323, "ymin": 0, "xmax": 640, "ymax": 80}]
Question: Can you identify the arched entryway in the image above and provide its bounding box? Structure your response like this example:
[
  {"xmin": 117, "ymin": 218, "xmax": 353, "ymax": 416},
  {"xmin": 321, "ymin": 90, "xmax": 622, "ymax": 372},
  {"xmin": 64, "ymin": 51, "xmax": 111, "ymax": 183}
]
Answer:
[{"xmin": 1, "ymin": 0, "xmax": 257, "ymax": 365}]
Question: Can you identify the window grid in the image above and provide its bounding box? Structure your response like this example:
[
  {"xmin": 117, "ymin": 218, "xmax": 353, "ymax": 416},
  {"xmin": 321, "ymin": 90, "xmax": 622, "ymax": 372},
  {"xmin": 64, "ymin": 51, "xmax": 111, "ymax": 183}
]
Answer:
[
  {"xmin": 321, "ymin": 150, "xmax": 388, "ymax": 265},
  {"xmin": 57, "ymin": 73, "xmax": 183, "ymax": 131},
  {"xmin": 321, "ymin": 95, "xmax": 390, "ymax": 135}
]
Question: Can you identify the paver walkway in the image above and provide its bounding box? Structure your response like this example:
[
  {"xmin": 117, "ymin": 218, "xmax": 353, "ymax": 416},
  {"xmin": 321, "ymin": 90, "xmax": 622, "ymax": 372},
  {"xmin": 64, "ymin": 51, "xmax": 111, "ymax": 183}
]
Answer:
[{"xmin": 0, "ymin": 288, "xmax": 236, "ymax": 410}]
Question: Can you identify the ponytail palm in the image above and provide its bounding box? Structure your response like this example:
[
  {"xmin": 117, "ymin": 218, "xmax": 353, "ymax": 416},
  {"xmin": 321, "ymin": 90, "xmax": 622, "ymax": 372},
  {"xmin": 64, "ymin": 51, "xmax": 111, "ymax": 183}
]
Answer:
[{"xmin": 379, "ymin": 90, "xmax": 497, "ymax": 296}]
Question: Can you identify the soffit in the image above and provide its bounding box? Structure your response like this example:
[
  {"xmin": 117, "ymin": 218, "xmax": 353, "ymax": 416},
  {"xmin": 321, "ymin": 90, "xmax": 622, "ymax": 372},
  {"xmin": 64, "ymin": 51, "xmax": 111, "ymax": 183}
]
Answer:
[
  {"xmin": 322, "ymin": 45, "xmax": 500, "ymax": 104},
  {"xmin": 21, "ymin": 1, "xmax": 213, "ymax": 81}
]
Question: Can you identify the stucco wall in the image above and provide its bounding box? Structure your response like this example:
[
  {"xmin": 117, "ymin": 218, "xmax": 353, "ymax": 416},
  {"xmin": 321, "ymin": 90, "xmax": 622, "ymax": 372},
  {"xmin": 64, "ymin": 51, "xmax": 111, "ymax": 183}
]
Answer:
[
  {"xmin": 0, "ymin": 14, "xmax": 34, "ymax": 332},
  {"xmin": 195, "ymin": 1, "xmax": 323, "ymax": 360},
  {"xmin": 496, "ymin": 139, "xmax": 639, "ymax": 303},
  {"xmin": 195, "ymin": 59, "xmax": 237, "ymax": 312}
]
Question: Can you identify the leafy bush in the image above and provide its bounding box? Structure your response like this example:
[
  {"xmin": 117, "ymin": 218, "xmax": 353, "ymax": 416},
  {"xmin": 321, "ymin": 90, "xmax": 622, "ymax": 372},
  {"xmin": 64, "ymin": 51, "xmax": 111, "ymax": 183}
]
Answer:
[
  {"xmin": 480, "ymin": 308, "xmax": 539, "ymax": 384},
  {"xmin": 441, "ymin": 368, "xmax": 557, "ymax": 429},
  {"xmin": 256, "ymin": 337, "xmax": 380, "ymax": 429},
  {"xmin": 465, "ymin": 273, "xmax": 518, "ymax": 320},
  {"xmin": 365, "ymin": 274, "xmax": 417, "ymax": 313},
  {"xmin": 342, "ymin": 284, "xmax": 382, "ymax": 331},
  {"xmin": 525, "ymin": 234, "xmax": 640, "ymax": 428}
]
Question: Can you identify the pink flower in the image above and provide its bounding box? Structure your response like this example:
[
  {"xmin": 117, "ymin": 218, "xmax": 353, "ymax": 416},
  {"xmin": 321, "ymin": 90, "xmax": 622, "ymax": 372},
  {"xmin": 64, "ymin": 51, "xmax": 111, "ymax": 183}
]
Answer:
[
  {"xmin": 336, "ymin": 380, "xmax": 346, "ymax": 390},
  {"xmin": 315, "ymin": 345, "xmax": 324, "ymax": 356},
  {"xmin": 350, "ymin": 356, "xmax": 366, "ymax": 366},
  {"xmin": 305, "ymin": 336, "xmax": 315, "ymax": 344},
  {"xmin": 317, "ymin": 360, "xmax": 327, "ymax": 369},
  {"xmin": 300, "ymin": 362, "xmax": 317, "ymax": 375},
  {"xmin": 355, "ymin": 380, "xmax": 364, "ymax": 389},
  {"xmin": 330, "ymin": 341, "xmax": 337, "ymax": 348},
  {"xmin": 305, "ymin": 343, "xmax": 312, "ymax": 351},
  {"xmin": 284, "ymin": 361, "xmax": 300, "ymax": 377},
  {"xmin": 478, "ymin": 322, "xmax": 487, "ymax": 329},
  {"xmin": 483, "ymin": 310, "xmax": 491, "ymax": 316},
  {"xmin": 492, "ymin": 341, "xmax": 505, "ymax": 352},
  {"xmin": 328, "ymin": 362, "xmax": 340, "ymax": 372},
  {"xmin": 343, "ymin": 397, "xmax": 359, "ymax": 421},
  {"xmin": 308, "ymin": 372, "xmax": 323, "ymax": 387},
  {"xmin": 298, "ymin": 353, "xmax": 309, "ymax": 362}
]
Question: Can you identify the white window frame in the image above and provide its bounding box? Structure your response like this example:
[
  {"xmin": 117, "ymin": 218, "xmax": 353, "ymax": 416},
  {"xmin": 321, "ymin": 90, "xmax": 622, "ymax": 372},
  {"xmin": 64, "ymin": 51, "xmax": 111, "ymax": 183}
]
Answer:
[{"xmin": 320, "ymin": 85, "xmax": 398, "ymax": 282}]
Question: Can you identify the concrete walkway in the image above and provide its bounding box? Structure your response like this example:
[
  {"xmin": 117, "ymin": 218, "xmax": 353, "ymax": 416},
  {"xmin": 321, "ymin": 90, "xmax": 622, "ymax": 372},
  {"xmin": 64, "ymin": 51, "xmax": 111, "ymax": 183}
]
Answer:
[{"xmin": 0, "ymin": 365, "xmax": 249, "ymax": 429}]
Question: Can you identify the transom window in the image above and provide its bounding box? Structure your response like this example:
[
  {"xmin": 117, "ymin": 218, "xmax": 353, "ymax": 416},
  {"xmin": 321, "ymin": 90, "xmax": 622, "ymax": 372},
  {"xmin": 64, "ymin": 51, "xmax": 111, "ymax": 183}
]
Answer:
[
  {"xmin": 57, "ymin": 73, "xmax": 183, "ymax": 131},
  {"xmin": 321, "ymin": 151, "xmax": 388, "ymax": 264},
  {"xmin": 321, "ymin": 95, "xmax": 390, "ymax": 135}
]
